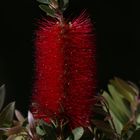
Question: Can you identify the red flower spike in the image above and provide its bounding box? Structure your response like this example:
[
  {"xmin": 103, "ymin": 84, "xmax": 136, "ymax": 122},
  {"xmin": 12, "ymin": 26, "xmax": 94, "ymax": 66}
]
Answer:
[{"xmin": 31, "ymin": 12, "xmax": 97, "ymax": 128}]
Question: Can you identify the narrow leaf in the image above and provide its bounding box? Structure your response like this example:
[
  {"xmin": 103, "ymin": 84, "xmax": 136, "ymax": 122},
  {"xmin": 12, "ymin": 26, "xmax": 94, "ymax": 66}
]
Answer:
[
  {"xmin": 39, "ymin": 4, "xmax": 56, "ymax": 17},
  {"xmin": 37, "ymin": 0, "xmax": 51, "ymax": 5},
  {"xmin": 110, "ymin": 78, "xmax": 135, "ymax": 102},
  {"xmin": 0, "ymin": 85, "xmax": 5, "ymax": 111},
  {"xmin": 102, "ymin": 91, "xmax": 127, "ymax": 124},
  {"xmin": 15, "ymin": 110, "xmax": 25, "ymax": 123},
  {"xmin": 109, "ymin": 110, "xmax": 123, "ymax": 134},
  {"xmin": 108, "ymin": 84, "xmax": 131, "ymax": 118},
  {"xmin": 0, "ymin": 102, "xmax": 15, "ymax": 127},
  {"xmin": 40, "ymin": 121, "xmax": 57, "ymax": 140},
  {"xmin": 28, "ymin": 111, "xmax": 36, "ymax": 130}
]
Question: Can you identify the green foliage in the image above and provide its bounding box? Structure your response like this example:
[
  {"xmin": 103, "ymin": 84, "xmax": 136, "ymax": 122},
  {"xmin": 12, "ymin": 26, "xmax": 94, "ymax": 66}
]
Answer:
[
  {"xmin": 102, "ymin": 77, "xmax": 140, "ymax": 139},
  {"xmin": 39, "ymin": 4, "xmax": 56, "ymax": 17},
  {"xmin": 58, "ymin": 0, "xmax": 69, "ymax": 11},
  {"xmin": 0, "ymin": 77, "xmax": 140, "ymax": 140},
  {"xmin": 0, "ymin": 102, "xmax": 15, "ymax": 127},
  {"xmin": 36, "ymin": 0, "xmax": 69, "ymax": 18}
]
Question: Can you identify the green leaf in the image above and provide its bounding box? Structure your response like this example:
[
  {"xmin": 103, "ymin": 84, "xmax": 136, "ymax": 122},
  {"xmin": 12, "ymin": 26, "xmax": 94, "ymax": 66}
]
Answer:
[
  {"xmin": 128, "ymin": 81, "xmax": 139, "ymax": 96},
  {"xmin": 40, "ymin": 121, "xmax": 57, "ymax": 140},
  {"xmin": 66, "ymin": 134, "xmax": 74, "ymax": 140},
  {"xmin": 102, "ymin": 91, "xmax": 127, "ymax": 124},
  {"xmin": 66, "ymin": 127, "xmax": 84, "ymax": 140},
  {"xmin": 39, "ymin": 4, "xmax": 56, "ymax": 17},
  {"xmin": 129, "ymin": 129, "xmax": 140, "ymax": 140},
  {"xmin": 108, "ymin": 84, "xmax": 131, "ymax": 118},
  {"xmin": 72, "ymin": 127, "xmax": 84, "ymax": 140},
  {"xmin": 37, "ymin": 0, "xmax": 51, "ymax": 5},
  {"xmin": 110, "ymin": 77, "xmax": 135, "ymax": 102},
  {"xmin": 36, "ymin": 126, "xmax": 46, "ymax": 136},
  {"xmin": 58, "ymin": 0, "xmax": 69, "ymax": 11},
  {"xmin": 109, "ymin": 110, "xmax": 123, "ymax": 134},
  {"xmin": 0, "ymin": 102, "xmax": 15, "ymax": 127},
  {"xmin": 0, "ymin": 85, "xmax": 5, "ymax": 111}
]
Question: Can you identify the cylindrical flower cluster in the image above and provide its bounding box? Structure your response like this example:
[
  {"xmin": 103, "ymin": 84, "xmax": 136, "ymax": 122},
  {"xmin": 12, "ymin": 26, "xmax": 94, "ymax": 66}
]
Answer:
[{"xmin": 31, "ymin": 12, "xmax": 96, "ymax": 127}]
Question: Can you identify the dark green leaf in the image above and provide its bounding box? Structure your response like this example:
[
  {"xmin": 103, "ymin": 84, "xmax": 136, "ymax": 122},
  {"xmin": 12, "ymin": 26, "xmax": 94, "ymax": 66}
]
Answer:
[
  {"xmin": 37, "ymin": 0, "xmax": 51, "ymax": 5},
  {"xmin": 92, "ymin": 119, "xmax": 116, "ymax": 139},
  {"xmin": 92, "ymin": 120, "xmax": 114, "ymax": 133},
  {"xmin": 40, "ymin": 121, "xmax": 56, "ymax": 140},
  {"xmin": 0, "ymin": 85, "xmax": 5, "ymax": 111},
  {"xmin": 130, "ymin": 129, "xmax": 140, "ymax": 140},
  {"xmin": 58, "ymin": 0, "xmax": 64, "ymax": 9},
  {"xmin": 93, "ymin": 106, "xmax": 108, "ymax": 116},
  {"xmin": 39, "ymin": 4, "xmax": 56, "ymax": 17},
  {"xmin": 66, "ymin": 134, "xmax": 74, "ymax": 140},
  {"xmin": 63, "ymin": 0, "xmax": 69, "ymax": 7},
  {"xmin": 0, "ymin": 102, "xmax": 15, "ymax": 127}
]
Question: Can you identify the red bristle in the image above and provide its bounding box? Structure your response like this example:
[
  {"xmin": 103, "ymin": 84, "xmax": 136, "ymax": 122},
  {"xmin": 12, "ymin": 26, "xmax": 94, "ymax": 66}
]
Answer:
[
  {"xmin": 63, "ymin": 12, "xmax": 96, "ymax": 127},
  {"xmin": 32, "ymin": 20, "xmax": 65, "ymax": 119},
  {"xmin": 31, "ymin": 12, "xmax": 96, "ymax": 127}
]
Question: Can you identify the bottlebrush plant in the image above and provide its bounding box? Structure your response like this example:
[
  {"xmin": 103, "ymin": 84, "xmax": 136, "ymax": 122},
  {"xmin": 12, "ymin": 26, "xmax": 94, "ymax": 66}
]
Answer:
[
  {"xmin": 0, "ymin": 0, "xmax": 139, "ymax": 140},
  {"xmin": 31, "ymin": 0, "xmax": 96, "ymax": 128}
]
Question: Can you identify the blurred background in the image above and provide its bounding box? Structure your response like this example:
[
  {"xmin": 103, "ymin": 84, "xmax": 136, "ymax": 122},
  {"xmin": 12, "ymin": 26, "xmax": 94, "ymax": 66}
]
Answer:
[{"xmin": 0, "ymin": 0, "xmax": 136, "ymax": 114}]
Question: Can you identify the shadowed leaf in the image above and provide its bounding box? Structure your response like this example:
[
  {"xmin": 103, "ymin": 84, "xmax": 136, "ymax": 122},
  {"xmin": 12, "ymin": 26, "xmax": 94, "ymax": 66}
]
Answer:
[
  {"xmin": 130, "ymin": 129, "xmax": 140, "ymax": 140},
  {"xmin": 39, "ymin": 4, "xmax": 56, "ymax": 17},
  {"xmin": 63, "ymin": 0, "xmax": 69, "ymax": 8},
  {"xmin": 0, "ymin": 85, "xmax": 5, "ymax": 111},
  {"xmin": 0, "ymin": 102, "xmax": 15, "ymax": 127},
  {"xmin": 37, "ymin": 0, "xmax": 51, "ymax": 5}
]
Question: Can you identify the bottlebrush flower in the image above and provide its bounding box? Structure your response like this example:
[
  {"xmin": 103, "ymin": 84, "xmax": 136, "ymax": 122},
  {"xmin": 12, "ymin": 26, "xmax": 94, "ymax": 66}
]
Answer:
[{"xmin": 31, "ymin": 12, "xmax": 97, "ymax": 128}]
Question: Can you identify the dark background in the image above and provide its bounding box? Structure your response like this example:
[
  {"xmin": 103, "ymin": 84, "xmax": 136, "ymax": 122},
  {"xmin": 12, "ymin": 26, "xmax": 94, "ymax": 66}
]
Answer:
[{"xmin": 0, "ymin": 0, "xmax": 136, "ymax": 114}]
